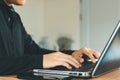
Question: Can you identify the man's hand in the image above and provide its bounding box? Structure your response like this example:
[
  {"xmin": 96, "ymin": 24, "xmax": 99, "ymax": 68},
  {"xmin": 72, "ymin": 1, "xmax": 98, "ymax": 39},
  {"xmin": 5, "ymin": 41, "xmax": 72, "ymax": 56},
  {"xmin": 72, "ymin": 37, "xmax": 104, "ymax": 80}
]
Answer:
[
  {"xmin": 72, "ymin": 48, "xmax": 100, "ymax": 64},
  {"xmin": 43, "ymin": 52, "xmax": 80, "ymax": 69},
  {"xmin": 43, "ymin": 48, "xmax": 100, "ymax": 69}
]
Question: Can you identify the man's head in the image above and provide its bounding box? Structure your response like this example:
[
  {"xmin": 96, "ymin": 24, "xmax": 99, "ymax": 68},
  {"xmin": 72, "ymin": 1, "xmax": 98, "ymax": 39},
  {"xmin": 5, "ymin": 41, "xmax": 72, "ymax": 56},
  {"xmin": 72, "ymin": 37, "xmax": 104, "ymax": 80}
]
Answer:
[{"xmin": 4, "ymin": 0, "xmax": 26, "ymax": 6}]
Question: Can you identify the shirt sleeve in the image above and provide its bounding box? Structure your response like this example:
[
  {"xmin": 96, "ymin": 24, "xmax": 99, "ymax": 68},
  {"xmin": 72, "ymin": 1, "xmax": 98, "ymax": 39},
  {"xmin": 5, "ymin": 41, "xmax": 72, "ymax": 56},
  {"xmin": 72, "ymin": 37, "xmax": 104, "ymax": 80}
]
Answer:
[{"xmin": 0, "ymin": 55, "xmax": 42, "ymax": 75}]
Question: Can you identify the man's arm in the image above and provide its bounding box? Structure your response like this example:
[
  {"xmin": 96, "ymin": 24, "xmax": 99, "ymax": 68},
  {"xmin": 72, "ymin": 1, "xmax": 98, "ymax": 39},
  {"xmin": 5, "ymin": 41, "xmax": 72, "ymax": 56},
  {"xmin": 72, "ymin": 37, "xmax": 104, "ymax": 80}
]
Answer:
[{"xmin": 0, "ymin": 55, "xmax": 42, "ymax": 75}]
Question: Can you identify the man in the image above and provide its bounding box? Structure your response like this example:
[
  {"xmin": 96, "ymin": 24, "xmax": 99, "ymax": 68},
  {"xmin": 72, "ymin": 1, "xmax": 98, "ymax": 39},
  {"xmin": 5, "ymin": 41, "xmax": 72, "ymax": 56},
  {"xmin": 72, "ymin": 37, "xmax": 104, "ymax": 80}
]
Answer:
[{"xmin": 0, "ymin": 0, "xmax": 100, "ymax": 75}]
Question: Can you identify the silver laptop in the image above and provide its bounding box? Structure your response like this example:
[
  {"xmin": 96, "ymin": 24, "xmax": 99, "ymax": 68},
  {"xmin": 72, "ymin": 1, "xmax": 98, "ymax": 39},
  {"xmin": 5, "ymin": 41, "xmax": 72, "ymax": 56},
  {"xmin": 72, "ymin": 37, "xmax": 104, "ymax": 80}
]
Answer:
[{"xmin": 33, "ymin": 21, "xmax": 120, "ymax": 78}]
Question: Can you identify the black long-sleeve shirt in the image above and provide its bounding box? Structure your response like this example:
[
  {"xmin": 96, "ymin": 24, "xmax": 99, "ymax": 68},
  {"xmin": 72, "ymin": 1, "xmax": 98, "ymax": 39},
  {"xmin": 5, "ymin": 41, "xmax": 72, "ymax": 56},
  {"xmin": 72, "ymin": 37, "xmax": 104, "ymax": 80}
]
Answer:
[{"xmin": 0, "ymin": 0, "xmax": 74, "ymax": 75}]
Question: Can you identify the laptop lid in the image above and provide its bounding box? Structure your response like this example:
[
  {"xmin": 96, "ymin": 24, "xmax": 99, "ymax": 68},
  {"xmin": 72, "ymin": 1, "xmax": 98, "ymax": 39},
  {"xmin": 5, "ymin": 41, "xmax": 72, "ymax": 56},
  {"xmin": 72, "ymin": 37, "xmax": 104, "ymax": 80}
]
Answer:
[{"xmin": 92, "ymin": 21, "xmax": 120, "ymax": 77}]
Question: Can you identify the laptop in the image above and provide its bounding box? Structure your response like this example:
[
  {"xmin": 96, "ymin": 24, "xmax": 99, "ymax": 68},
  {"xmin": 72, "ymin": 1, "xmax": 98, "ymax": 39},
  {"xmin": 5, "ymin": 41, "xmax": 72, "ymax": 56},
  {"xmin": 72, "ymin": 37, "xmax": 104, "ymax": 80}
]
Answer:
[{"xmin": 33, "ymin": 21, "xmax": 120, "ymax": 78}]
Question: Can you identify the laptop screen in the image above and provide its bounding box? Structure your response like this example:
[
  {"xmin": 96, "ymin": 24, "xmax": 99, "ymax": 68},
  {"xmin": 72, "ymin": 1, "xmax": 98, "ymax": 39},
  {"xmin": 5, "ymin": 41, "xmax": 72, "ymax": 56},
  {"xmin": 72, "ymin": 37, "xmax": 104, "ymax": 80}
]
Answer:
[{"xmin": 93, "ymin": 25, "xmax": 120, "ymax": 77}]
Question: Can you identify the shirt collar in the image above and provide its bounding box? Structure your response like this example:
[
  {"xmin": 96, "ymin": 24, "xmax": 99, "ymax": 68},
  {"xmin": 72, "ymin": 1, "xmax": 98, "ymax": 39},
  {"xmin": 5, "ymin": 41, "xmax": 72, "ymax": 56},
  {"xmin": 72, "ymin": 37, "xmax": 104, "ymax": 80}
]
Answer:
[{"xmin": 0, "ymin": 0, "xmax": 15, "ymax": 13}]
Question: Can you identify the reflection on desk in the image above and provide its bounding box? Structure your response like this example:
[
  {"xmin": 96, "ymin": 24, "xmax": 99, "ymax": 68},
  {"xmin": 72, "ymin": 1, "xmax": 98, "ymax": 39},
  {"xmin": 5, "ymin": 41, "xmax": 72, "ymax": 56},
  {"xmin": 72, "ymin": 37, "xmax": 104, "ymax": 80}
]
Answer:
[
  {"xmin": 0, "ymin": 76, "xmax": 19, "ymax": 80},
  {"xmin": 0, "ymin": 68, "xmax": 120, "ymax": 80}
]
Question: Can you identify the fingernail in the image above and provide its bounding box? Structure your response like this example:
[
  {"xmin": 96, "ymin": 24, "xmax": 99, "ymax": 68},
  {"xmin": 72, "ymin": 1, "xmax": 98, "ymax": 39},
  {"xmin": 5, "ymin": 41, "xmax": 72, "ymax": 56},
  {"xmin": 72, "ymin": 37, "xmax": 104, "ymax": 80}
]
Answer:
[
  {"xmin": 75, "ymin": 65, "xmax": 79, "ymax": 68},
  {"xmin": 69, "ymin": 67, "xmax": 72, "ymax": 69},
  {"xmin": 79, "ymin": 65, "xmax": 82, "ymax": 67},
  {"xmin": 93, "ymin": 60, "xmax": 96, "ymax": 63}
]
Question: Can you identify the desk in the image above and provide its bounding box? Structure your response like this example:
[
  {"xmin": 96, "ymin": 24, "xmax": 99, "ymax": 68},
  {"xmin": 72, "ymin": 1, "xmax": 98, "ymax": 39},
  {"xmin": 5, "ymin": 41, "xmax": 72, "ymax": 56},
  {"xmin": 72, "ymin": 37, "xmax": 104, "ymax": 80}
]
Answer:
[
  {"xmin": 0, "ymin": 69, "xmax": 120, "ymax": 80},
  {"xmin": 90, "ymin": 68, "xmax": 120, "ymax": 80},
  {"xmin": 0, "ymin": 76, "xmax": 19, "ymax": 80}
]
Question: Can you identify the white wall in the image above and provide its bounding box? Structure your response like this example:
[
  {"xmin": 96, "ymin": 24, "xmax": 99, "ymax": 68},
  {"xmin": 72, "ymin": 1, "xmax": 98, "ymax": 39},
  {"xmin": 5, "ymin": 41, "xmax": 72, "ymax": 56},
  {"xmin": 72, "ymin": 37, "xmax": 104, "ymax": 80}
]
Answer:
[
  {"xmin": 14, "ymin": 0, "xmax": 45, "ymax": 43},
  {"xmin": 14, "ymin": 0, "xmax": 80, "ymax": 49},
  {"xmin": 80, "ymin": 0, "xmax": 120, "ymax": 52},
  {"xmin": 44, "ymin": 0, "xmax": 80, "ymax": 49}
]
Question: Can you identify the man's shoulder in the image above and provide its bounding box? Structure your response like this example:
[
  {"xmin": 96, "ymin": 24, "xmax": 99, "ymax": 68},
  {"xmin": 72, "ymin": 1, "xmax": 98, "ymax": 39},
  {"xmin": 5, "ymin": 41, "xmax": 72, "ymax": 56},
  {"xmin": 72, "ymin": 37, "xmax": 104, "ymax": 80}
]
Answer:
[
  {"xmin": 0, "ymin": 4, "xmax": 4, "ymax": 22},
  {"xmin": 0, "ymin": 0, "xmax": 3, "ymax": 5},
  {"xmin": 0, "ymin": 0, "xmax": 5, "ymax": 16},
  {"xmin": 0, "ymin": 4, "xmax": 3, "ymax": 14},
  {"xmin": 0, "ymin": 0, "xmax": 3, "ymax": 10}
]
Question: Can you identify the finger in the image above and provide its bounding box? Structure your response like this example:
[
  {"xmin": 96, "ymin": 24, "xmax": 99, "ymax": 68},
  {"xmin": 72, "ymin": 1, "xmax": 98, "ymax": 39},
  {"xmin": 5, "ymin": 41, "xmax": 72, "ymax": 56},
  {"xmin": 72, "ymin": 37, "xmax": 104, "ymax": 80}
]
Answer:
[
  {"xmin": 60, "ymin": 53, "xmax": 80, "ymax": 66},
  {"xmin": 83, "ymin": 48, "xmax": 96, "ymax": 63},
  {"xmin": 75, "ymin": 56, "xmax": 84, "ymax": 63},
  {"xmin": 67, "ymin": 55, "xmax": 80, "ymax": 66},
  {"xmin": 61, "ymin": 57, "xmax": 80, "ymax": 68},
  {"xmin": 88, "ymin": 49, "xmax": 100, "ymax": 59},
  {"xmin": 60, "ymin": 62, "xmax": 72, "ymax": 69},
  {"xmin": 56, "ymin": 52, "xmax": 80, "ymax": 68},
  {"xmin": 79, "ymin": 58, "xmax": 84, "ymax": 63},
  {"xmin": 93, "ymin": 51, "xmax": 100, "ymax": 59}
]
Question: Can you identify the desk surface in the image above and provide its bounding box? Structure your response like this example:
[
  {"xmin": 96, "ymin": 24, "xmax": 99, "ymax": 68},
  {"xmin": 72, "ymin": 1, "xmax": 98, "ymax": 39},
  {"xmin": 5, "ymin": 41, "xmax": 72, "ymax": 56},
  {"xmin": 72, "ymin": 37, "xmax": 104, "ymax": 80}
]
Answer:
[
  {"xmin": 0, "ymin": 69, "xmax": 120, "ymax": 80},
  {"xmin": 90, "ymin": 68, "xmax": 120, "ymax": 80}
]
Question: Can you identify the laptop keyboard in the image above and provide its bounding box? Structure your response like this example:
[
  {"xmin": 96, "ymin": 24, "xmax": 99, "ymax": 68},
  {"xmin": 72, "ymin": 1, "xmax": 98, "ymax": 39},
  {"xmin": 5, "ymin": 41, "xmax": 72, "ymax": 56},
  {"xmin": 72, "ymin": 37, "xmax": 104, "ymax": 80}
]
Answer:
[
  {"xmin": 51, "ymin": 61, "xmax": 96, "ymax": 72},
  {"xmin": 72, "ymin": 61, "xmax": 96, "ymax": 72}
]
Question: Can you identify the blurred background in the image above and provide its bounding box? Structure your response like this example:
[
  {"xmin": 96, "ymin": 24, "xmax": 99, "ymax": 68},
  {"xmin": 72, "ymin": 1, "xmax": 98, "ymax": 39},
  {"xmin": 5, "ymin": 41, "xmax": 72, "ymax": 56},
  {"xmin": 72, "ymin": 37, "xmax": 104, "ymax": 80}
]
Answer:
[{"xmin": 14, "ymin": 0, "xmax": 120, "ymax": 53}]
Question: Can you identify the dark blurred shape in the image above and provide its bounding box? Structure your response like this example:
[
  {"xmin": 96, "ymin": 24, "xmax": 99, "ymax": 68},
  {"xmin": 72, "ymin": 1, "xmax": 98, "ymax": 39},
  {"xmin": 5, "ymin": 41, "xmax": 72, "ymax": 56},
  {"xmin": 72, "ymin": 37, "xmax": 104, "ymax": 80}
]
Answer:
[
  {"xmin": 39, "ymin": 37, "xmax": 59, "ymax": 51},
  {"xmin": 57, "ymin": 36, "xmax": 74, "ymax": 51}
]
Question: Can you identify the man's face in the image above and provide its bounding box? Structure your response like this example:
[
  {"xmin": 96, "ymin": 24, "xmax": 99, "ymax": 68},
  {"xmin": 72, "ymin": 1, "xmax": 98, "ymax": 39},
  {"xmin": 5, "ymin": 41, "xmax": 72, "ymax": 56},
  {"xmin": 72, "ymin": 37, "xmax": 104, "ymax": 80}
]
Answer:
[{"xmin": 5, "ymin": 0, "xmax": 26, "ymax": 6}]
